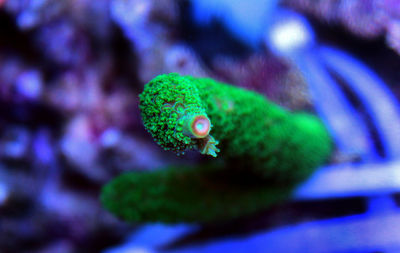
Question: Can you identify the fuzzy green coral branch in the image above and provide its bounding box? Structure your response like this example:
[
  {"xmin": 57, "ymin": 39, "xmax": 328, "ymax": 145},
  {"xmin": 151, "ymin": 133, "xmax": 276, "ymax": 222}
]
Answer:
[
  {"xmin": 138, "ymin": 73, "xmax": 332, "ymax": 180},
  {"xmin": 101, "ymin": 164, "xmax": 295, "ymax": 223},
  {"xmin": 101, "ymin": 73, "xmax": 333, "ymax": 223}
]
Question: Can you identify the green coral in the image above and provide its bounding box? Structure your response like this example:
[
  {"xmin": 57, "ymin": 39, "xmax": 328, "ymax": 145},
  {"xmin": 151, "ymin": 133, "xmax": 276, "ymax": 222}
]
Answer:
[
  {"xmin": 101, "ymin": 73, "xmax": 333, "ymax": 223},
  {"xmin": 101, "ymin": 164, "xmax": 294, "ymax": 223},
  {"xmin": 139, "ymin": 73, "xmax": 210, "ymax": 155}
]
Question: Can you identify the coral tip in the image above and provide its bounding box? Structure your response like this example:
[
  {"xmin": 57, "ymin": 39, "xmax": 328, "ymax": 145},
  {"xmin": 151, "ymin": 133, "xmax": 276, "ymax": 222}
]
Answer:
[{"xmin": 191, "ymin": 115, "xmax": 210, "ymax": 138}]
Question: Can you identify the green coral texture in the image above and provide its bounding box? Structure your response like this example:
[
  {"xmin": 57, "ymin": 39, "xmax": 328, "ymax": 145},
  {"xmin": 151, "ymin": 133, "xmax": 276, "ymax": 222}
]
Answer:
[
  {"xmin": 138, "ymin": 74, "xmax": 209, "ymax": 155},
  {"xmin": 101, "ymin": 73, "xmax": 333, "ymax": 223}
]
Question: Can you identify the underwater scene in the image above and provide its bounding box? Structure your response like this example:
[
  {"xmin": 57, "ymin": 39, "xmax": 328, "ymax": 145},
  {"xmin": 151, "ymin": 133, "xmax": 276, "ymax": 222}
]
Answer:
[{"xmin": 1, "ymin": 0, "xmax": 400, "ymax": 252}]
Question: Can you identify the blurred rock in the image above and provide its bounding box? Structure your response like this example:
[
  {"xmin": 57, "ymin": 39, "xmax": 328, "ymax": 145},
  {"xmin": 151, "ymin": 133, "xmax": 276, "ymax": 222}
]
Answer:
[{"xmin": 284, "ymin": 0, "xmax": 400, "ymax": 55}]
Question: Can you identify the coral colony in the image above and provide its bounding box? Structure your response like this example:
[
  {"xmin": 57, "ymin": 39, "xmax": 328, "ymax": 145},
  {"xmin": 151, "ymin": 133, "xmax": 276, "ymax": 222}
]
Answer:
[{"xmin": 101, "ymin": 73, "xmax": 332, "ymax": 223}]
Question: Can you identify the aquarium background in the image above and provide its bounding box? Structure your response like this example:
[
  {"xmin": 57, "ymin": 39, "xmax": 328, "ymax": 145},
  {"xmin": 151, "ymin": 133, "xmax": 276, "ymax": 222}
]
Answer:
[{"xmin": 1, "ymin": 0, "xmax": 400, "ymax": 252}]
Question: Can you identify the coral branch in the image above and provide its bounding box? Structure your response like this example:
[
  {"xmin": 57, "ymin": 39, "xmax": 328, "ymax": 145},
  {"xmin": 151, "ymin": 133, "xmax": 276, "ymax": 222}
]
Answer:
[{"xmin": 102, "ymin": 73, "xmax": 333, "ymax": 222}]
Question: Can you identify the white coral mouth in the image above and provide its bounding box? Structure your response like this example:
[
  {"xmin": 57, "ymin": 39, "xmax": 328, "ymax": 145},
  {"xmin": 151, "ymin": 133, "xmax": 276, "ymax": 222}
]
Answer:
[
  {"xmin": 181, "ymin": 114, "xmax": 211, "ymax": 139},
  {"xmin": 191, "ymin": 115, "xmax": 211, "ymax": 138}
]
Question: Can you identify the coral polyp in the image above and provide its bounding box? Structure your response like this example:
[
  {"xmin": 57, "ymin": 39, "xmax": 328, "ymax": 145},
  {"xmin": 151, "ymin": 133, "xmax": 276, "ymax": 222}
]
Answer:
[{"xmin": 184, "ymin": 114, "xmax": 211, "ymax": 138}]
